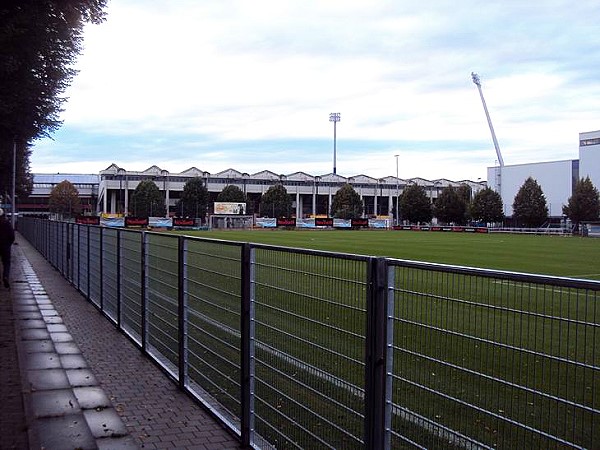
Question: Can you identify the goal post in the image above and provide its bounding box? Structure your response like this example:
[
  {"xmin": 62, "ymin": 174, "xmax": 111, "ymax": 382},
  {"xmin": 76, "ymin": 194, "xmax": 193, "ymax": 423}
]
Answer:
[{"xmin": 209, "ymin": 214, "xmax": 254, "ymax": 230}]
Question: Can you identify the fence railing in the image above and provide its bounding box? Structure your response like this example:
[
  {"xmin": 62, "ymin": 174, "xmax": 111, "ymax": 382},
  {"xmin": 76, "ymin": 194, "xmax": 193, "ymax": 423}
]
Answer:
[{"xmin": 18, "ymin": 217, "xmax": 599, "ymax": 449}]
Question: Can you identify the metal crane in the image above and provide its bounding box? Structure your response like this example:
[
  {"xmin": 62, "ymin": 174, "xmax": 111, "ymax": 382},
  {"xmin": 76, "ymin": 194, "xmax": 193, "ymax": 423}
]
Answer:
[{"xmin": 471, "ymin": 72, "xmax": 504, "ymax": 167}]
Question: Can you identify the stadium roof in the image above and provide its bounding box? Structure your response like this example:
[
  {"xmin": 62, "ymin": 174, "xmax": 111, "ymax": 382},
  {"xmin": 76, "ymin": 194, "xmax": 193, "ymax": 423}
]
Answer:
[{"xmin": 34, "ymin": 174, "xmax": 100, "ymax": 184}]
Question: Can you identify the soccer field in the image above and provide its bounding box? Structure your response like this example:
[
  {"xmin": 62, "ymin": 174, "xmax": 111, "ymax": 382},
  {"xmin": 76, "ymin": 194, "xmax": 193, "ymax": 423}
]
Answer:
[
  {"xmin": 161, "ymin": 227, "xmax": 600, "ymax": 447},
  {"xmin": 172, "ymin": 229, "xmax": 600, "ymax": 280},
  {"xmin": 16, "ymin": 217, "xmax": 596, "ymax": 448}
]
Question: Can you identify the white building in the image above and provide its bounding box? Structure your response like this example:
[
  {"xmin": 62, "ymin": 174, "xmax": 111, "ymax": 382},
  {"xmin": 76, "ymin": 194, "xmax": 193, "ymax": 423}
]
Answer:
[
  {"xmin": 579, "ymin": 130, "xmax": 600, "ymax": 190},
  {"xmin": 487, "ymin": 130, "xmax": 599, "ymax": 218},
  {"xmin": 96, "ymin": 164, "xmax": 485, "ymax": 219}
]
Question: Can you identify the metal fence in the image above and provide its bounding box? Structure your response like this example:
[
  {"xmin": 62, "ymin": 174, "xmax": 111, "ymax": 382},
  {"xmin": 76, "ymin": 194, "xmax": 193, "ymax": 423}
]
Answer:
[{"xmin": 18, "ymin": 218, "xmax": 599, "ymax": 450}]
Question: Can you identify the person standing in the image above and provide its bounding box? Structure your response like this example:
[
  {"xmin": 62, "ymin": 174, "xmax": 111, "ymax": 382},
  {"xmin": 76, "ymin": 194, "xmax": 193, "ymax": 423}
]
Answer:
[{"xmin": 0, "ymin": 208, "xmax": 15, "ymax": 288}]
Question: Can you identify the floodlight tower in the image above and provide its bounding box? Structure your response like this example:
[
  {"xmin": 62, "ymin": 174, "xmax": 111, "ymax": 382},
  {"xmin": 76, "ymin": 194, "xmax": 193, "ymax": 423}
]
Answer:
[
  {"xmin": 471, "ymin": 73, "xmax": 504, "ymax": 167},
  {"xmin": 472, "ymin": 72, "xmax": 504, "ymax": 202},
  {"xmin": 329, "ymin": 112, "xmax": 340, "ymax": 174}
]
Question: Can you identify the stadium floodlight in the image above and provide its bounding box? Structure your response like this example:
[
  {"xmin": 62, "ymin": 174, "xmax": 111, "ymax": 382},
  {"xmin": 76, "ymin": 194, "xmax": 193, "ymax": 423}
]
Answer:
[{"xmin": 329, "ymin": 113, "xmax": 341, "ymax": 174}]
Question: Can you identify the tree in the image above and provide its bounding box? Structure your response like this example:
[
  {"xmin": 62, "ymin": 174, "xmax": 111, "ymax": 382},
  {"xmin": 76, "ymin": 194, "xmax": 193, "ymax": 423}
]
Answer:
[
  {"xmin": 0, "ymin": 141, "xmax": 34, "ymax": 201},
  {"xmin": 217, "ymin": 185, "xmax": 246, "ymax": 203},
  {"xmin": 470, "ymin": 187, "xmax": 505, "ymax": 224},
  {"xmin": 329, "ymin": 184, "xmax": 363, "ymax": 219},
  {"xmin": 1, "ymin": 1, "xmax": 107, "ymax": 198},
  {"xmin": 434, "ymin": 186, "xmax": 468, "ymax": 225},
  {"xmin": 457, "ymin": 184, "xmax": 472, "ymax": 203},
  {"xmin": 131, "ymin": 180, "xmax": 165, "ymax": 218},
  {"xmin": 216, "ymin": 184, "xmax": 253, "ymax": 214},
  {"xmin": 512, "ymin": 177, "xmax": 548, "ymax": 227},
  {"xmin": 457, "ymin": 184, "xmax": 473, "ymax": 223},
  {"xmin": 176, "ymin": 177, "xmax": 208, "ymax": 219},
  {"xmin": 562, "ymin": 177, "xmax": 600, "ymax": 225},
  {"xmin": 260, "ymin": 184, "xmax": 293, "ymax": 218},
  {"xmin": 399, "ymin": 184, "xmax": 432, "ymax": 224},
  {"xmin": 48, "ymin": 180, "xmax": 81, "ymax": 218}
]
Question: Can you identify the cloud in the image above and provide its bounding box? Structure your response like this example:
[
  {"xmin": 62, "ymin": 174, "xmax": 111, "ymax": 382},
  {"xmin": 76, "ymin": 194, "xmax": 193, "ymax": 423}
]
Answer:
[{"xmin": 32, "ymin": 0, "xmax": 600, "ymax": 184}]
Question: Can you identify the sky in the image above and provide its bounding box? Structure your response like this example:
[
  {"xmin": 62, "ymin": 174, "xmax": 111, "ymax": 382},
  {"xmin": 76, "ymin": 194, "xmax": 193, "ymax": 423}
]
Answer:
[{"xmin": 31, "ymin": 0, "xmax": 600, "ymax": 182}]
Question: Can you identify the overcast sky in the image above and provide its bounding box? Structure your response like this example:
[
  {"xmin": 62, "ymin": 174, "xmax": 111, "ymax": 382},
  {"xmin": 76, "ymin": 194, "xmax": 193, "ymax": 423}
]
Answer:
[{"xmin": 31, "ymin": 0, "xmax": 600, "ymax": 182}]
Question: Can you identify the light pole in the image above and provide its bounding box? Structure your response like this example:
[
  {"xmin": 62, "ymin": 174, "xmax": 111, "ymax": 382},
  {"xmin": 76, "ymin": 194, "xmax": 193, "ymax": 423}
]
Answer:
[
  {"xmin": 161, "ymin": 169, "xmax": 169, "ymax": 217},
  {"xmin": 11, "ymin": 137, "xmax": 16, "ymax": 228},
  {"xmin": 394, "ymin": 154, "xmax": 399, "ymax": 225},
  {"xmin": 329, "ymin": 112, "xmax": 340, "ymax": 174},
  {"xmin": 378, "ymin": 179, "xmax": 385, "ymax": 216},
  {"xmin": 117, "ymin": 167, "xmax": 126, "ymax": 215},
  {"xmin": 314, "ymin": 176, "xmax": 321, "ymax": 216}
]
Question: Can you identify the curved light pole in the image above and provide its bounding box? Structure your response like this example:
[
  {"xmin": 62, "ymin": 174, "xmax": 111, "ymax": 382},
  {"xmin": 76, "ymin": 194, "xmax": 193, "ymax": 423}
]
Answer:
[{"xmin": 329, "ymin": 113, "xmax": 340, "ymax": 175}]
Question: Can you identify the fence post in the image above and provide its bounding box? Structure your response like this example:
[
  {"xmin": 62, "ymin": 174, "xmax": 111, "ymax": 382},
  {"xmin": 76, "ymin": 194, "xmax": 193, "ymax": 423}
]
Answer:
[
  {"xmin": 240, "ymin": 243, "xmax": 254, "ymax": 448},
  {"xmin": 141, "ymin": 232, "xmax": 148, "ymax": 352},
  {"xmin": 364, "ymin": 257, "xmax": 389, "ymax": 450},
  {"xmin": 87, "ymin": 225, "xmax": 91, "ymax": 300},
  {"xmin": 116, "ymin": 230, "xmax": 122, "ymax": 328},
  {"xmin": 99, "ymin": 227, "xmax": 104, "ymax": 311},
  {"xmin": 45, "ymin": 219, "xmax": 49, "ymax": 258},
  {"xmin": 77, "ymin": 224, "xmax": 81, "ymax": 291},
  {"xmin": 66, "ymin": 223, "xmax": 72, "ymax": 281},
  {"xmin": 178, "ymin": 236, "xmax": 187, "ymax": 389}
]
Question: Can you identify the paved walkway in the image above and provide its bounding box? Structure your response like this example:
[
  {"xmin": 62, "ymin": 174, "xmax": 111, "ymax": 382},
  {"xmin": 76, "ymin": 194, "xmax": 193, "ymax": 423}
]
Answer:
[{"xmin": 0, "ymin": 235, "xmax": 242, "ymax": 449}]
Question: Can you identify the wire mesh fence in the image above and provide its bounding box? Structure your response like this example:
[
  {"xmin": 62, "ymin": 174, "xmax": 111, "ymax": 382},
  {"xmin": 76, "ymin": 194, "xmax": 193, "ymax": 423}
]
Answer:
[
  {"xmin": 252, "ymin": 246, "xmax": 368, "ymax": 448},
  {"xmin": 17, "ymin": 218, "xmax": 599, "ymax": 450},
  {"xmin": 145, "ymin": 233, "xmax": 180, "ymax": 377},
  {"xmin": 88, "ymin": 226, "xmax": 102, "ymax": 308},
  {"xmin": 388, "ymin": 261, "xmax": 599, "ymax": 450},
  {"xmin": 120, "ymin": 230, "xmax": 143, "ymax": 344},
  {"xmin": 185, "ymin": 238, "xmax": 244, "ymax": 431},
  {"xmin": 102, "ymin": 228, "xmax": 119, "ymax": 322}
]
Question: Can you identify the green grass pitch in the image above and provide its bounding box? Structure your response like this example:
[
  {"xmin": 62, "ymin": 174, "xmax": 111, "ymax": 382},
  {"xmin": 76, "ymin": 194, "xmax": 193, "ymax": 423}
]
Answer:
[
  {"xmin": 171, "ymin": 229, "xmax": 600, "ymax": 280},
  {"xmin": 161, "ymin": 228, "xmax": 599, "ymax": 447}
]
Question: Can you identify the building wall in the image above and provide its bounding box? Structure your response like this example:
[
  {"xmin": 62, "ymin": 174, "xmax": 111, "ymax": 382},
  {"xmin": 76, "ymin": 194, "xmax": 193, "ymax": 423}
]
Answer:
[
  {"xmin": 579, "ymin": 130, "xmax": 600, "ymax": 189},
  {"xmin": 96, "ymin": 164, "xmax": 485, "ymax": 218},
  {"xmin": 487, "ymin": 160, "xmax": 574, "ymax": 217}
]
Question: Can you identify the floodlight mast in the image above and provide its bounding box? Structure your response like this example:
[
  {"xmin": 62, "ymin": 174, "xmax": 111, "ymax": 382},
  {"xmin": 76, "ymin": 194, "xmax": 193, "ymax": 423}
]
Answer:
[
  {"xmin": 329, "ymin": 112, "xmax": 340, "ymax": 174},
  {"xmin": 471, "ymin": 72, "xmax": 504, "ymax": 167}
]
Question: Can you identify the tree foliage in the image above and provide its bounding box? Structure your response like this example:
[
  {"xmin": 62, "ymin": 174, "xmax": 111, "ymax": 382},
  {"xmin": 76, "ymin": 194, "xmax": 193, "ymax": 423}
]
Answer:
[
  {"xmin": 176, "ymin": 177, "xmax": 208, "ymax": 219},
  {"xmin": 131, "ymin": 180, "xmax": 165, "ymax": 218},
  {"xmin": 470, "ymin": 187, "xmax": 504, "ymax": 224},
  {"xmin": 562, "ymin": 177, "xmax": 600, "ymax": 224},
  {"xmin": 330, "ymin": 184, "xmax": 363, "ymax": 219},
  {"xmin": 434, "ymin": 186, "xmax": 468, "ymax": 225},
  {"xmin": 0, "ymin": 1, "xmax": 107, "ymax": 199},
  {"xmin": 512, "ymin": 177, "xmax": 548, "ymax": 227},
  {"xmin": 399, "ymin": 184, "xmax": 432, "ymax": 224},
  {"xmin": 217, "ymin": 185, "xmax": 246, "ymax": 203},
  {"xmin": 48, "ymin": 180, "xmax": 81, "ymax": 218},
  {"xmin": 260, "ymin": 184, "xmax": 293, "ymax": 218},
  {"xmin": 457, "ymin": 184, "xmax": 472, "ymax": 204}
]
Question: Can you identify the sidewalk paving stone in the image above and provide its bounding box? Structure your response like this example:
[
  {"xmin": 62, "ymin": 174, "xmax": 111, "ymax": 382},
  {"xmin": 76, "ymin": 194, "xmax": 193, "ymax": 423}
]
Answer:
[{"xmin": 0, "ymin": 235, "xmax": 243, "ymax": 449}]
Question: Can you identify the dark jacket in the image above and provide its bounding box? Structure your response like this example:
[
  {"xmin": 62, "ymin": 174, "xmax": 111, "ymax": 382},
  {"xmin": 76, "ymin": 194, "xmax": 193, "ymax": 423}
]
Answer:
[{"xmin": 0, "ymin": 218, "xmax": 15, "ymax": 250}]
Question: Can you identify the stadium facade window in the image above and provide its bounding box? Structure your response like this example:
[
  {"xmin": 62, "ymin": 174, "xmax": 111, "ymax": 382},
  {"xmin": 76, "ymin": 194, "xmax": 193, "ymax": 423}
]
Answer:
[{"xmin": 580, "ymin": 138, "xmax": 600, "ymax": 146}]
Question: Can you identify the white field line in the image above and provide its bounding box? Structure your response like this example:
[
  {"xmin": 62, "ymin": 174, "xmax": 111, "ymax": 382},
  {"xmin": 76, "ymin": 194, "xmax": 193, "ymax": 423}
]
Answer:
[
  {"xmin": 491, "ymin": 279, "xmax": 590, "ymax": 295},
  {"xmin": 179, "ymin": 291, "xmax": 489, "ymax": 450}
]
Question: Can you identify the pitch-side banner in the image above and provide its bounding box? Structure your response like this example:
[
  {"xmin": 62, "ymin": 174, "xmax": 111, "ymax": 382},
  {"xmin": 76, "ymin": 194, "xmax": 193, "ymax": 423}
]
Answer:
[
  {"xmin": 256, "ymin": 218, "xmax": 277, "ymax": 228},
  {"xmin": 214, "ymin": 202, "xmax": 247, "ymax": 215},
  {"xmin": 76, "ymin": 216, "xmax": 100, "ymax": 225}
]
